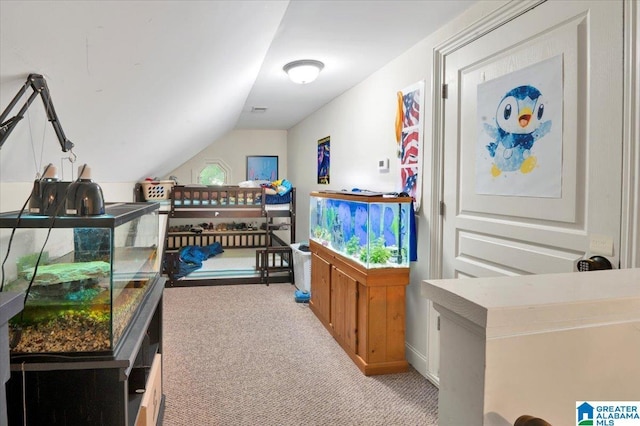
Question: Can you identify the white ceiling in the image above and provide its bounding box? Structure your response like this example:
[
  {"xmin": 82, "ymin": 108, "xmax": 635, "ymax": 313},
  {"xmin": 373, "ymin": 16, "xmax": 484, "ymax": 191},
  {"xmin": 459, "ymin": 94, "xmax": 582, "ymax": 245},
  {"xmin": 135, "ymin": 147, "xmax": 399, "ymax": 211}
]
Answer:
[{"xmin": 0, "ymin": 0, "xmax": 474, "ymax": 183}]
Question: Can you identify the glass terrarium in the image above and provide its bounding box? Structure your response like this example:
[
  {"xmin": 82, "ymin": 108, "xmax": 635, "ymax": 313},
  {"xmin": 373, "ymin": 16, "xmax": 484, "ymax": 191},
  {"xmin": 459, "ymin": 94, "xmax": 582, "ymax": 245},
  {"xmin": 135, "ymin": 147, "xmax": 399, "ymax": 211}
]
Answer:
[
  {"xmin": 0, "ymin": 202, "xmax": 160, "ymax": 358},
  {"xmin": 309, "ymin": 192, "xmax": 411, "ymax": 269}
]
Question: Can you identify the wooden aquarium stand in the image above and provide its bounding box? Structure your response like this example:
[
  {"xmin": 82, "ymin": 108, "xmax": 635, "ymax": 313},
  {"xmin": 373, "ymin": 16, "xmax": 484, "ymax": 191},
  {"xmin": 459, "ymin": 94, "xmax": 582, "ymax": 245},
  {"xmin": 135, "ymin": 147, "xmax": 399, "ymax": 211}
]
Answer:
[{"xmin": 309, "ymin": 240, "xmax": 409, "ymax": 375}]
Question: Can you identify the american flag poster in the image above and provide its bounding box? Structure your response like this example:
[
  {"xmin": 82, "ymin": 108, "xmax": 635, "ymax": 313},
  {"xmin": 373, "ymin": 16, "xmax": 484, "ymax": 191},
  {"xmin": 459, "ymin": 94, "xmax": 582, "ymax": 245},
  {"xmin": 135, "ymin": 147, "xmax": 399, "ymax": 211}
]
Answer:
[{"xmin": 398, "ymin": 81, "xmax": 424, "ymax": 210}]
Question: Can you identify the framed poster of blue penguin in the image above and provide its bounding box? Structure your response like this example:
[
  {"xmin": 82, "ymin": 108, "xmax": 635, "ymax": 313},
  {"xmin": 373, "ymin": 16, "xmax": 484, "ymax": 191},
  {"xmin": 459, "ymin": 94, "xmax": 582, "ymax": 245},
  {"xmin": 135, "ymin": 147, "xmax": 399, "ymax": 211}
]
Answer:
[{"xmin": 476, "ymin": 55, "xmax": 563, "ymax": 198}]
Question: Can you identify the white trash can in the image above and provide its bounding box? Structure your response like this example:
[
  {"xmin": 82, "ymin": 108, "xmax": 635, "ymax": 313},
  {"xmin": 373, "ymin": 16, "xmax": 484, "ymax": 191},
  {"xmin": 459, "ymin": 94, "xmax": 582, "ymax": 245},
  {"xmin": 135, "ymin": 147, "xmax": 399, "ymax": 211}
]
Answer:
[{"xmin": 290, "ymin": 243, "xmax": 311, "ymax": 293}]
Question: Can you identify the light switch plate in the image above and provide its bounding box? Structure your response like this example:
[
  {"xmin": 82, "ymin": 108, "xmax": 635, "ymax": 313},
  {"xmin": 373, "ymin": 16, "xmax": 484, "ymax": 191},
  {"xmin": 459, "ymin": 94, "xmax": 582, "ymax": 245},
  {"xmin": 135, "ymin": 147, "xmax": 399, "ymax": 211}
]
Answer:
[{"xmin": 589, "ymin": 234, "xmax": 614, "ymax": 256}]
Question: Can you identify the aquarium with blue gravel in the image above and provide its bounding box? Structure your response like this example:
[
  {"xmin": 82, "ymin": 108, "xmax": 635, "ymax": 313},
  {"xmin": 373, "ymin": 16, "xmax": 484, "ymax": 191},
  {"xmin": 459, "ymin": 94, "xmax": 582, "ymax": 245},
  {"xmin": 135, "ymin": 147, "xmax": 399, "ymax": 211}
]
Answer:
[
  {"xmin": 0, "ymin": 203, "xmax": 160, "ymax": 357},
  {"xmin": 309, "ymin": 192, "xmax": 411, "ymax": 269}
]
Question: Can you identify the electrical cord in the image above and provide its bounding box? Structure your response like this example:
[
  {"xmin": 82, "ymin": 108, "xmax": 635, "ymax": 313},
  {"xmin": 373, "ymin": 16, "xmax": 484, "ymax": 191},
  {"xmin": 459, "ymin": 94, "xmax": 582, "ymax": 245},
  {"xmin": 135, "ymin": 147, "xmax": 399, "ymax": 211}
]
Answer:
[
  {"xmin": 0, "ymin": 195, "xmax": 31, "ymax": 293},
  {"xmin": 0, "ymin": 163, "xmax": 55, "ymax": 292},
  {"xmin": 9, "ymin": 164, "xmax": 86, "ymax": 349},
  {"xmin": 21, "ymin": 362, "xmax": 27, "ymax": 426},
  {"xmin": 21, "ymin": 165, "xmax": 84, "ymax": 306}
]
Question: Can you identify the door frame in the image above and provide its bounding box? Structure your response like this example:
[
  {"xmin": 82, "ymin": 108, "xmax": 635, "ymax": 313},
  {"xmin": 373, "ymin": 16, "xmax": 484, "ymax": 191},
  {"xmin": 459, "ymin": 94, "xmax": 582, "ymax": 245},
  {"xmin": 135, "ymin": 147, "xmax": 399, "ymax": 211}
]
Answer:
[
  {"xmin": 429, "ymin": 0, "xmax": 639, "ymax": 278},
  {"xmin": 622, "ymin": 0, "xmax": 639, "ymax": 268}
]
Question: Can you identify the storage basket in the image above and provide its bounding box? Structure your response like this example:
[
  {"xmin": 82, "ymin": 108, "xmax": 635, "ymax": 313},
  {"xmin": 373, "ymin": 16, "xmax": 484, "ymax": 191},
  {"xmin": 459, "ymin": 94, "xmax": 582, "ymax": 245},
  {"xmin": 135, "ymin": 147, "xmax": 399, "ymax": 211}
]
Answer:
[
  {"xmin": 141, "ymin": 180, "xmax": 174, "ymax": 201},
  {"xmin": 290, "ymin": 243, "xmax": 311, "ymax": 292}
]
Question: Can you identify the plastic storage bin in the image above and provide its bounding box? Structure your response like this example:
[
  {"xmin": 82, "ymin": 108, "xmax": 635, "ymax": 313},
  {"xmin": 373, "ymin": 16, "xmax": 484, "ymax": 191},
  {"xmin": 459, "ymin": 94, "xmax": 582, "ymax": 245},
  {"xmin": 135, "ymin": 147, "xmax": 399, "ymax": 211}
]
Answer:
[{"xmin": 290, "ymin": 243, "xmax": 311, "ymax": 292}]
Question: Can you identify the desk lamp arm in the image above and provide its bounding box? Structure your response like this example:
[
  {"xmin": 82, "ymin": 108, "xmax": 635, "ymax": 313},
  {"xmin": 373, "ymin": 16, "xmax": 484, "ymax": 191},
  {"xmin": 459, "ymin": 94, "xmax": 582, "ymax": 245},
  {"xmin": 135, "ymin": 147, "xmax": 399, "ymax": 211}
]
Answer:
[{"xmin": 0, "ymin": 73, "xmax": 74, "ymax": 152}]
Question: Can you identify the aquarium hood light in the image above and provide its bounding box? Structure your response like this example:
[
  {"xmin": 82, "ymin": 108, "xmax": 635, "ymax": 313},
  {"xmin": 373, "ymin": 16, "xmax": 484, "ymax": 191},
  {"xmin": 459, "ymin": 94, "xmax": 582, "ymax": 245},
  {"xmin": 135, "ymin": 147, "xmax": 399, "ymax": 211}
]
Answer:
[{"xmin": 29, "ymin": 164, "xmax": 105, "ymax": 217}]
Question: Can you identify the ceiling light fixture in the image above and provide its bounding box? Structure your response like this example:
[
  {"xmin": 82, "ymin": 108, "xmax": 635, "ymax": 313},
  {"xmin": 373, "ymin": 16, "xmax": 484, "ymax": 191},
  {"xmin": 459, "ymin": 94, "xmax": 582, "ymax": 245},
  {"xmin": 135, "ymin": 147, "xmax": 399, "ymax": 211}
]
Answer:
[{"xmin": 283, "ymin": 60, "xmax": 324, "ymax": 84}]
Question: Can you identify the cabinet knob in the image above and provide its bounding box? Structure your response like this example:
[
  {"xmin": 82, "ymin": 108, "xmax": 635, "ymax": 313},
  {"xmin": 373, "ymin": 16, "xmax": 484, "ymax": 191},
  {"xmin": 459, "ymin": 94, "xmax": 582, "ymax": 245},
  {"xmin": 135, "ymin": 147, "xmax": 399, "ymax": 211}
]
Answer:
[{"xmin": 514, "ymin": 415, "xmax": 551, "ymax": 426}]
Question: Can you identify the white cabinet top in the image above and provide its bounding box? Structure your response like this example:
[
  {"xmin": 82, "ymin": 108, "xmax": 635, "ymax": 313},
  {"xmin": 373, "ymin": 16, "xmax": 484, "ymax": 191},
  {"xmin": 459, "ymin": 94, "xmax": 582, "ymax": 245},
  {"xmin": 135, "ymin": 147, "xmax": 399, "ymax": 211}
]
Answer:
[{"xmin": 421, "ymin": 268, "xmax": 640, "ymax": 338}]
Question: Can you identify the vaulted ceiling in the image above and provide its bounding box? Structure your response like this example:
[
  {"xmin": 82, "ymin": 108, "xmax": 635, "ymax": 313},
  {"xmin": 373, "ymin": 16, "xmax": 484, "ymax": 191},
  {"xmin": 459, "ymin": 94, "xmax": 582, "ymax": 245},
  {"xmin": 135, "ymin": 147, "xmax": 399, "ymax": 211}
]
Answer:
[{"xmin": 0, "ymin": 0, "xmax": 474, "ymax": 183}]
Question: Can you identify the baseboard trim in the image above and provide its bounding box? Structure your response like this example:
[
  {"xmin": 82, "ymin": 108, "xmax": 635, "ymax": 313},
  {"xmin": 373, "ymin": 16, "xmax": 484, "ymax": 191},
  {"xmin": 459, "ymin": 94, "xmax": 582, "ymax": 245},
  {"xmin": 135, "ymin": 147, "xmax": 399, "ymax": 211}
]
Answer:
[
  {"xmin": 405, "ymin": 343, "xmax": 426, "ymax": 376},
  {"xmin": 423, "ymin": 370, "xmax": 440, "ymax": 388},
  {"xmin": 406, "ymin": 342, "xmax": 440, "ymax": 388}
]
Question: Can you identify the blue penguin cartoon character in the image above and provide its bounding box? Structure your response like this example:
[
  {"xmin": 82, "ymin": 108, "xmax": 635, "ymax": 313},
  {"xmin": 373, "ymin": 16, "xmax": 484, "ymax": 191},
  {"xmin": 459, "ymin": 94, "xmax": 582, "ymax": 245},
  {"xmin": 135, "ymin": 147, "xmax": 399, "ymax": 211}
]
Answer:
[{"xmin": 484, "ymin": 85, "xmax": 552, "ymax": 176}]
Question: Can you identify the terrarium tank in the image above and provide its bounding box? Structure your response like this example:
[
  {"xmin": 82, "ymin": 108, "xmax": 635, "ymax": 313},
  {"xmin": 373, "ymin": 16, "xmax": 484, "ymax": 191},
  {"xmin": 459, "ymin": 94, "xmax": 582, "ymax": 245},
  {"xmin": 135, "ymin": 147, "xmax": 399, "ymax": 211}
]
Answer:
[
  {"xmin": 309, "ymin": 191, "xmax": 411, "ymax": 269},
  {"xmin": 0, "ymin": 202, "xmax": 160, "ymax": 358}
]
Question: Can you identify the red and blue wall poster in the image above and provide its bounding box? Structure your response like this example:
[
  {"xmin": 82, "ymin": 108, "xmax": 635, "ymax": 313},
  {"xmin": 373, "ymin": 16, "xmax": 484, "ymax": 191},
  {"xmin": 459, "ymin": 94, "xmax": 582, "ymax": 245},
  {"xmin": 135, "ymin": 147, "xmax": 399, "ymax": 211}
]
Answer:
[
  {"xmin": 317, "ymin": 136, "xmax": 330, "ymax": 184},
  {"xmin": 396, "ymin": 81, "xmax": 424, "ymax": 210}
]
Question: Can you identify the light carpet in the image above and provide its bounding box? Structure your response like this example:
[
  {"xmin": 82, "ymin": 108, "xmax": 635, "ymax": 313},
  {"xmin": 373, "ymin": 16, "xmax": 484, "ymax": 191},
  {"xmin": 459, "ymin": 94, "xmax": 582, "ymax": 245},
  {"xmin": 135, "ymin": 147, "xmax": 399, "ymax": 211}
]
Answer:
[{"xmin": 161, "ymin": 283, "xmax": 438, "ymax": 425}]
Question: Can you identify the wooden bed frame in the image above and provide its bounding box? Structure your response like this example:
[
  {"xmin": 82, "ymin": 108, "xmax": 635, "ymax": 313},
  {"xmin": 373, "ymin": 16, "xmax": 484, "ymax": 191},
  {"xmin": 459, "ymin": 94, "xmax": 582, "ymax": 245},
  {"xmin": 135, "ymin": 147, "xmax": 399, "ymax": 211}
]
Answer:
[{"xmin": 163, "ymin": 185, "xmax": 296, "ymax": 287}]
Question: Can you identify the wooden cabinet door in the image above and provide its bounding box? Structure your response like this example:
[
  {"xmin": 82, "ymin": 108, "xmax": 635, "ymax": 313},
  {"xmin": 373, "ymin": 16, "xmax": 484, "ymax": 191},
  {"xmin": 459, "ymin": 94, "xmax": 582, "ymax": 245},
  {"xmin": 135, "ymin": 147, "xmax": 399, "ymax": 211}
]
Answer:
[
  {"xmin": 331, "ymin": 267, "xmax": 358, "ymax": 354},
  {"xmin": 310, "ymin": 253, "xmax": 331, "ymax": 326}
]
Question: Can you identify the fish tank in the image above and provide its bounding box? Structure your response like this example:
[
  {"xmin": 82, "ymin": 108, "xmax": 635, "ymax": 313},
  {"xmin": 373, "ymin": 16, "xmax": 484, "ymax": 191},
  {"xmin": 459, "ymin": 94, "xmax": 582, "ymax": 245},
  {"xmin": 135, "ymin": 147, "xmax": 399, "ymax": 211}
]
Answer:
[
  {"xmin": 0, "ymin": 202, "xmax": 160, "ymax": 359},
  {"xmin": 309, "ymin": 191, "xmax": 411, "ymax": 269}
]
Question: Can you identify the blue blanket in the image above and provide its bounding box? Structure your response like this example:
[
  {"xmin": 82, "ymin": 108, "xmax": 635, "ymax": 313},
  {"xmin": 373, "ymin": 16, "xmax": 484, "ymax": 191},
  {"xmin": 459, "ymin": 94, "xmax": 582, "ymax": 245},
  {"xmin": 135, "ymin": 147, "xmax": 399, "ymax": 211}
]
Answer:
[
  {"xmin": 264, "ymin": 192, "xmax": 291, "ymax": 204},
  {"xmin": 172, "ymin": 243, "xmax": 224, "ymax": 279}
]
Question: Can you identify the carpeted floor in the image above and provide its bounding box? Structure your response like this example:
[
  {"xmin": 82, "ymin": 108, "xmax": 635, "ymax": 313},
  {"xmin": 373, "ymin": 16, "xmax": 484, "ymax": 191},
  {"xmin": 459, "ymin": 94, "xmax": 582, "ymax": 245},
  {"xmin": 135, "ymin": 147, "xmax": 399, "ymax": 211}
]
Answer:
[{"xmin": 161, "ymin": 283, "xmax": 438, "ymax": 425}]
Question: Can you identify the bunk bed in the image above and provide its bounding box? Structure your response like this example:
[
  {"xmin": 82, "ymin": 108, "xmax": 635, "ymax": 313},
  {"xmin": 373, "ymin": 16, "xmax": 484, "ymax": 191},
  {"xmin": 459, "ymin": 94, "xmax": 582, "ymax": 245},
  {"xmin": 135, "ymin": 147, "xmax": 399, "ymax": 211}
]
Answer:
[{"xmin": 162, "ymin": 185, "xmax": 296, "ymax": 287}]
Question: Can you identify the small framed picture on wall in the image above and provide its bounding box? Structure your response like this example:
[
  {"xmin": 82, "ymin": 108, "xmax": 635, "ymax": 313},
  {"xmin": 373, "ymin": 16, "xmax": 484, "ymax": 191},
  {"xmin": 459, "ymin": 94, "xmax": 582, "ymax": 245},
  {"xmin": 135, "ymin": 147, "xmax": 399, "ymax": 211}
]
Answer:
[
  {"xmin": 246, "ymin": 155, "xmax": 278, "ymax": 181},
  {"xmin": 317, "ymin": 136, "xmax": 330, "ymax": 184}
]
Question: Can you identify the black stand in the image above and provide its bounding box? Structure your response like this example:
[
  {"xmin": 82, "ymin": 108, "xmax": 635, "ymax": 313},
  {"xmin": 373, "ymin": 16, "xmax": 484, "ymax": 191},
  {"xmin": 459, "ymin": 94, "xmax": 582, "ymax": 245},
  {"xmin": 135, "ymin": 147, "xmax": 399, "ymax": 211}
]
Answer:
[
  {"xmin": 0, "ymin": 293, "xmax": 23, "ymax": 426},
  {"xmin": 6, "ymin": 277, "xmax": 164, "ymax": 426}
]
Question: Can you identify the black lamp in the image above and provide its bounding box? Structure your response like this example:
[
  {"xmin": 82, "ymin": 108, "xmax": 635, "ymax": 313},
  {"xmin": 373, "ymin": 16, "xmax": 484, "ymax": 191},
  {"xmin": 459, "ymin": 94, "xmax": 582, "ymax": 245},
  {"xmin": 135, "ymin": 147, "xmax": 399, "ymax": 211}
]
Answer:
[
  {"xmin": 65, "ymin": 164, "xmax": 105, "ymax": 216},
  {"xmin": 29, "ymin": 163, "xmax": 60, "ymax": 215}
]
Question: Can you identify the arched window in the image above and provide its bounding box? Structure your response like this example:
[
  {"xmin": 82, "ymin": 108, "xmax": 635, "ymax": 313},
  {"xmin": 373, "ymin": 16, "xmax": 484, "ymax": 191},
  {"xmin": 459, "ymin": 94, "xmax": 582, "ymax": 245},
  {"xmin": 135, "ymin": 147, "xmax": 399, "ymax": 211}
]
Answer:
[{"xmin": 197, "ymin": 160, "xmax": 229, "ymax": 185}]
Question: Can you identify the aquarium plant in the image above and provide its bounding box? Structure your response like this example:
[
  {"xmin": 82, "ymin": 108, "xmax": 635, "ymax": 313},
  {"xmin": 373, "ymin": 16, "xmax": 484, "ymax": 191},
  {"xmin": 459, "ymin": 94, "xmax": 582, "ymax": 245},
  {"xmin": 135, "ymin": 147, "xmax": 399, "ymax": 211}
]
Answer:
[
  {"xmin": 313, "ymin": 225, "xmax": 331, "ymax": 241},
  {"xmin": 370, "ymin": 238, "xmax": 392, "ymax": 264},
  {"xmin": 346, "ymin": 235, "xmax": 361, "ymax": 257},
  {"xmin": 360, "ymin": 237, "xmax": 392, "ymax": 265},
  {"xmin": 313, "ymin": 225, "xmax": 323, "ymax": 239},
  {"xmin": 326, "ymin": 205, "xmax": 337, "ymax": 234}
]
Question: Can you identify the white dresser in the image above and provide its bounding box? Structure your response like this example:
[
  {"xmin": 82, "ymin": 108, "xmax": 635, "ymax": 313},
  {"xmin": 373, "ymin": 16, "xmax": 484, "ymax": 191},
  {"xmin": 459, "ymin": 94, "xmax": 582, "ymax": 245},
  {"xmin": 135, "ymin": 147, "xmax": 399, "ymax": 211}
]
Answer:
[{"xmin": 422, "ymin": 268, "xmax": 640, "ymax": 426}]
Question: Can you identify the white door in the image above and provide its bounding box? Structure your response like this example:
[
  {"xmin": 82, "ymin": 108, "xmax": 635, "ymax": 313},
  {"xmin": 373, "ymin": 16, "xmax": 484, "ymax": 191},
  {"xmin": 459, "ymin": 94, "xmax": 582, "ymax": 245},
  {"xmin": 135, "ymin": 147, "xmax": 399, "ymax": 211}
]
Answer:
[
  {"xmin": 429, "ymin": 0, "xmax": 624, "ymax": 380},
  {"xmin": 443, "ymin": 0, "xmax": 623, "ymax": 279}
]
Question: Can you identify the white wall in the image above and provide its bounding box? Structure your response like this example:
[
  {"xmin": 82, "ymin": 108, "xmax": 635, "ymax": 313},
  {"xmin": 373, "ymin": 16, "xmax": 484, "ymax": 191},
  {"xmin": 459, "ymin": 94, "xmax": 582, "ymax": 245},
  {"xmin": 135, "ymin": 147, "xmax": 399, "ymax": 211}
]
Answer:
[
  {"xmin": 167, "ymin": 129, "xmax": 287, "ymax": 185},
  {"xmin": 287, "ymin": 0, "xmax": 509, "ymax": 378},
  {"xmin": 0, "ymin": 130, "xmax": 286, "ymax": 260},
  {"xmin": 0, "ymin": 129, "xmax": 288, "ymax": 209}
]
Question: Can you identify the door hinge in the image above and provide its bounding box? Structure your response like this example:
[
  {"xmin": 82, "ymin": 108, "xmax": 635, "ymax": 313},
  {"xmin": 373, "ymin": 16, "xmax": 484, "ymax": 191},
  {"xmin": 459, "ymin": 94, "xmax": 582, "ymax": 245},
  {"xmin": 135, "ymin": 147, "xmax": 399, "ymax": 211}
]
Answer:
[
  {"xmin": 439, "ymin": 201, "xmax": 445, "ymax": 216},
  {"xmin": 437, "ymin": 316, "xmax": 441, "ymax": 331},
  {"xmin": 442, "ymin": 84, "xmax": 448, "ymax": 99}
]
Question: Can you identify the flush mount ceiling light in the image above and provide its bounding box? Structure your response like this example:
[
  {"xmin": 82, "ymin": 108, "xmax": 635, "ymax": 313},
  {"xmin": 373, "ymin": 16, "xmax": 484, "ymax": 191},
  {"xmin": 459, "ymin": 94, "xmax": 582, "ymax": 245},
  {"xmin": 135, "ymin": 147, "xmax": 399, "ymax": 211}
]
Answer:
[{"xmin": 283, "ymin": 60, "xmax": 324, "ymax": 84}]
